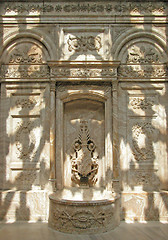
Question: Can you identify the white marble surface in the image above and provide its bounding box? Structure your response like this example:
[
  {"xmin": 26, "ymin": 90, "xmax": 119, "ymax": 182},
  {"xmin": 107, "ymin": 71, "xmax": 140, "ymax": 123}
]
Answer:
[{"xmin": 0, "ymin": 222, "xmax": 167, "ymax": 240}]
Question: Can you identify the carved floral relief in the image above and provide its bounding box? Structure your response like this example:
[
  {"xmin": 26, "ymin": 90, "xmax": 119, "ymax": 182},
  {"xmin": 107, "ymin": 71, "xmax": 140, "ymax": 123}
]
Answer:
[
  {"xmin": 126, "ymin": 46, "xmax": 160, "ymax": 64},
  {"xmin": 129, "ymin": 97, "xmax": 155, "ymax": 110},
  {"xmin": 9, "ymin": 45, "xmax": 43, "ymax": 64},
  {"xmin": 54, "ymin": 209, "xmax": 111, "ymax": 229},
  {"xmin": 132, "ymin": 122, "xmax": 156, "ymax": 162},
  {"xmin": 67, "ymin": 35, "xmax": 102, "ymax": 52},
  {"xmin": 70, "ymin": 120, "xmax": 99, "ymax": 187},
  {"xmin": 15, "ymin": 121, "xmax": 36, "ymax": 161}
]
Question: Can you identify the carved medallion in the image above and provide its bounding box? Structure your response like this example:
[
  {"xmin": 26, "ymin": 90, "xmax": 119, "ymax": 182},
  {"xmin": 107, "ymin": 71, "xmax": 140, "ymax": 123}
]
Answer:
[{"xmin": 70, "ymin": 120, "xmax": 99, "ymax": 187}]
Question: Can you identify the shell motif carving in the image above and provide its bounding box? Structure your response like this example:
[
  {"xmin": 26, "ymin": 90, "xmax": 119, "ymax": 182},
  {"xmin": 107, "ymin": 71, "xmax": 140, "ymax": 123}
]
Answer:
[{"xmin": 70, "ymin": 120, "xmax": 99, "ymax": 187}]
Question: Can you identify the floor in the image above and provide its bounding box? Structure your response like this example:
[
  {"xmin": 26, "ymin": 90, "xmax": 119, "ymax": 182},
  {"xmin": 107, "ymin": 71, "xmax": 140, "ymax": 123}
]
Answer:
[{"xmin": 0, "ymin": 222, "xmax": 167, "ymax": 240}]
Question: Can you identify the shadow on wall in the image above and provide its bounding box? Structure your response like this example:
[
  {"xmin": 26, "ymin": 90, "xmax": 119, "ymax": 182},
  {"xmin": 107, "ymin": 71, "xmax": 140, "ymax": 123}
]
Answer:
[{"xmin": 0, "ymin": 1, "xmax": 168, "ymax": 223}]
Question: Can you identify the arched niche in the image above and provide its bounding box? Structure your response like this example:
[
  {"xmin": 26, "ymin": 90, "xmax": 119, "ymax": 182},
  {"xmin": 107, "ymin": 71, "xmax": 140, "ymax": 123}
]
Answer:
[
  {"xmin": 1, "ymin": 38, "xmax": 50, "ymax": 64},
  {"xmin": 112, "ymin": 30, "xmax": 168, "ymax": 64},
  {"xmin": 49, "ymin": 84, "xmax": 120, "ymax": 234},
  {"xmin": 55, "ymin": 86, "xmax": 113, "ymax": 192}
]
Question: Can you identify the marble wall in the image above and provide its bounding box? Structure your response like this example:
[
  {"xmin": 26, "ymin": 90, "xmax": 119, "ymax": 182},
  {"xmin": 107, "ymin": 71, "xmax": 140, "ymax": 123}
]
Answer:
[{"xmin": 0, "ymin": 0, "xmax": 167, "ymax": 225}]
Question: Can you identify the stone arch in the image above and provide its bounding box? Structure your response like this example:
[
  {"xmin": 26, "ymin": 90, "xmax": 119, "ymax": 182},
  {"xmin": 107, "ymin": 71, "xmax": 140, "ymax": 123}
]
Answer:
[
  {"xmin": 112, "ymin": 29, "xmax": 168, "ymax": 63},
  {"xmin": 0, "ymin": 29, "xmax": 56, "ymax": 63}
]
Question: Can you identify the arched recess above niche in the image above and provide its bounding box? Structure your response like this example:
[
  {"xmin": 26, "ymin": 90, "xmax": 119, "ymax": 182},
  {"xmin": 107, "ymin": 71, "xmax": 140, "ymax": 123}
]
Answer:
[
  {"xmin": 1, "ymin": 38, "xmax": 50, "ymax": 64},
  {"xmin": 112, "ymin": 30, "xmax": 168, "ymax": 64},
  {"xmin": 0, "ymin": 29, "xmax": 56, "ymax": 63},
  {"xmin": 0, "ymin": 33, "xmax": 54, "ymax": 80}
]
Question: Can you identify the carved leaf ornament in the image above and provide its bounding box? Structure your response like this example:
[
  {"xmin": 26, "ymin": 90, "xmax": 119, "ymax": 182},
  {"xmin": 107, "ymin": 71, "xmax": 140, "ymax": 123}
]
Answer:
[
  {"xmin": 70, "ymin": 120, "xmax": 99, "ymax": 186},
  {"xmin": 15, "ymin": 121, "xmax": 36, "ymax": 160},
  {"xmin": 54, "ymin": 210, "xmax": 108, "ymax": 229},
  {"xmin": 132, "ymin": 122, "xmax": 155, "ymax": 162},
  {"xmin": 68, "ymin": 36, "xmax": 102, "ymax": 52}
]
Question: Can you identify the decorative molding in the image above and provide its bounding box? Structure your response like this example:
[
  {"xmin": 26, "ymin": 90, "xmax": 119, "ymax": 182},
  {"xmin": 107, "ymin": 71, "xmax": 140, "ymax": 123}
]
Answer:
[
  {"xmin": 70, "ymin": 120, "xmax": 98, "ymax": 187},
  {"xmin": 3, "ymin": 2, "xmax": 167, "ymax": 15},
  {"xmin": 67, "ymin": 36, "xmax": 102, "ymax": 52},
  {"xmin": 15, "ymin": 121, "xmax": 36, "ymax": 161},
  {"xmin": 0, "ymin": 64, "xmax": 50, "ymax": 79},
  {"xmin": 48, "ymin": 61, "xmax": 119, "ymax": 80},
  {"xmin": 118, "ymin": 65, "xmax": 168, "ymax": 79},
  {"xmin": 51, "ymin": 67, "xmax": 117, "ymax": 78},
  {"xmin": 54, "ymin": 209, "xmax": 112, "ymax": 229},
  {"xmin": 132, "ymin": 122, "xmax": 156, "ymax": 162},
  {"xmin": 126, "ymin": 46, "xmax": 160, "ymax": 64}
]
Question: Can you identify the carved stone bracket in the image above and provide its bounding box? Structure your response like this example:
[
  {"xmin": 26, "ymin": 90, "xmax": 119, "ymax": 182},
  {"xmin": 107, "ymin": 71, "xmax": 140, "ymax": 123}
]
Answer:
[{"xmin": 48, "ymin": 61, "xmax": 120, "ymax": 81}]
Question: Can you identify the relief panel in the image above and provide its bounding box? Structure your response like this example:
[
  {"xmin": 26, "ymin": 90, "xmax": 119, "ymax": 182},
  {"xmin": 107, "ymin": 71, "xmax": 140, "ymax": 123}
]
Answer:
[
  {"xmin": 64, "ymin": 99, "xmax": 105, "ymax": 188},
  {"xmin": 59, "ymin": 27, "xmax": 109, "ymax": 61},
  {"xmin": 5, "ymin": 86, "xmax": 47, "ymax": 190}
]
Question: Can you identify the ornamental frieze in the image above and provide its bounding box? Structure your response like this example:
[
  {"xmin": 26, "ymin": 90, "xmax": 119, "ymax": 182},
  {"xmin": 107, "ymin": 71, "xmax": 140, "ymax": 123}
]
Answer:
[
  {"xmin": 3, "ymin": 2, "xmax": 167, "ymax": 15},
  {"xmin": 51, "ymin": 67, "xmax": 117, "ymax": 78},
  {"xmin": 0, "ymin": 65, "xmax": 49, "ymax": 78},
  {"xmin": 118, "ymin": 65, "xmax": 168, "ymax": 79}
]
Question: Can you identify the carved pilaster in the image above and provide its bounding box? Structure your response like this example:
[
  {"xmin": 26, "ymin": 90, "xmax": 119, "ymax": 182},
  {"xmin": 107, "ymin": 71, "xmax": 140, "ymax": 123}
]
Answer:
[{"xmin": 49, "ymin": 81, "xmax": 56, "ymax": 182}]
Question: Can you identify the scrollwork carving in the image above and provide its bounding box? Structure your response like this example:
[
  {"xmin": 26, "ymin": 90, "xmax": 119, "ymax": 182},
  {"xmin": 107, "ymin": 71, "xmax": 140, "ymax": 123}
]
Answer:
[
  {"xmin": 9, "ymin": 46, "xmax": 43, "ymax": 64},
  {"xmin": 54, "ymin": 210, "xmax": 111, "ymax": 229},
  {"xmin": 70, "ymin": 120, "xmax": 99, "ymax": 187},
  {"xmin": 15, "ymin": 121, "xmax": 36, "ymax": 160},
  {"xmin": 68, "ymin": 36, "xmax": 102, "ymax": 52},
  {"xmin": 118, "ymin": 65, "xmax": 168, "ymax": 78},
  {"xmin": 129, "ymin": 97, "xmax": 155, "ymax": 110},
  {"xmin": 1, "ymin": 65, "xmax": 49, "ymax": 78},
  {"xmin": 127, "ymin": 46, "xmax": 159, "ymax": 64},
  {"xmin": 51, "ymin": 67, "xmax": 116, "ymax": 78},
  {"xmin": 16, "ymin": 98, "xmax": 37, "ymax": 109},
  {"xmin": 132, "ymin": 122, "xmax": 155, "ymax": 162}
]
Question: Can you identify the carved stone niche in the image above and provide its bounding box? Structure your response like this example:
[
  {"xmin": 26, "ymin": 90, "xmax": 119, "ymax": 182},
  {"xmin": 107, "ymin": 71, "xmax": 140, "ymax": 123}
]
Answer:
[{"xmin": 48, "ymin": 84, "xmax": 120, "ymax": 234}]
